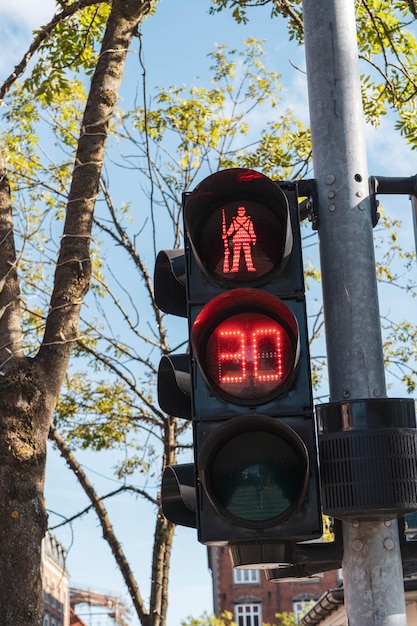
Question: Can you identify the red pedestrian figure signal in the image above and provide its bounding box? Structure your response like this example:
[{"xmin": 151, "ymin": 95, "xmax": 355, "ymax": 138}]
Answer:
[
  {"xmin": 185, "ymin": 169, "xmax": 292, "ymax": 287},
  {"xmin": 222, "ymin": 206, "xmax": 257, "ymax": 273}
]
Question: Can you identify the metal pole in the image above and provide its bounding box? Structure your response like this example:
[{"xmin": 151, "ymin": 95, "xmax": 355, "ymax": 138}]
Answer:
[{"xmin": 301, "ymin": 1, "xmax": 407, "ymax": 624}]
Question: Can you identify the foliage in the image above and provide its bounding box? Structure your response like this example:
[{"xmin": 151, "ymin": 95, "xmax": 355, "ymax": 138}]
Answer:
[
  {"xmin": 209, "ymin": 1, "xmax": 417, "ymax": 139},
  {"xmin": 182, "ymin": 612, "xmax": 236, "ymax": 626},
  {"xmin": 50, "ymin": 38, "xmax": 313, "ymax": 470},
  {"xmin": 1, "ymin": 1, "xmax": 417, "ymax": 624},
  {"xmin": 129, "ymin": 38, "xmax": 311, "ymax": 188},
  {"xmin": 181, "ymin": 611, "xmax": 298, "ymax": 626},
  {"xmin": 209, "ymin": 0, "xmax": 303, "ymax": 40},
  {"xmin": 23, "ymin": 4, "xmax": 111, "ymax": 104},
  {"xmin": 3, "ymin": 7, "xmax": 416, "ymax": 467},
  {"xmin": 274, "ymin": 613, "xmax": 296, "ymax": 626}
]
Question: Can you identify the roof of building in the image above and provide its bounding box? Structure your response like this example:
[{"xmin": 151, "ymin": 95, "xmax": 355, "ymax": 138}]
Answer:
[
  {"xmin": 301, "ymin": 588, "xmax": 344, "ymax": 625},
  {"xmin": 43, "ymin": 532, "xmax": 68, "ymax": 571},
  {"xmin": 301, "ymin": 578, "xmax": 417, "ymax": 625}
]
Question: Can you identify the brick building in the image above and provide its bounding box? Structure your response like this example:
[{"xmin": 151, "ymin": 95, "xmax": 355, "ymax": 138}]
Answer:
[{"xmin": 209, "ymin": 546, "xmax": 341, "ymax": 625}]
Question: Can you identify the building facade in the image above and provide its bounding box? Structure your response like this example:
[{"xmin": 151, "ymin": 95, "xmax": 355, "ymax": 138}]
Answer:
[
  {"xmin": 43, "ymin": 533, "xmax": 71, "ymax": 626},
  {"xmin": 209, "ymin": 546, "xmax": 341, "ymax": 625}
]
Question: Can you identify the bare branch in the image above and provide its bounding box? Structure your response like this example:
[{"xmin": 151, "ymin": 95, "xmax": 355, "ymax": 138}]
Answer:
[
  {"xmin": 49, "ymin": 485, "xmax": 158, "ymax": 530},
  {"xmin": 49, "ymin": 424, "xmax": 150, "ymax": 624},
  {"xmin": 37, "ymin": 0, "xmax": 156, "ymax": 400}
]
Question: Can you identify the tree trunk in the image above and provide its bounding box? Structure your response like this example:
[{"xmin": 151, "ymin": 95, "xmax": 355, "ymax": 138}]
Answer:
[
  {"xmin": 0, "ymin": 1, "xmax": 156, "ymax": 623},
  {"xmin": 0, "ymin": 359, "xmax": 51, "ymax": 624},
  {"xmin": 148, "ymin": 419, "xmax": 179, "ymax": 626}
]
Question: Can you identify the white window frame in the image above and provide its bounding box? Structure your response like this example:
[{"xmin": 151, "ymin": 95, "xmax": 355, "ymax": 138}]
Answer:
[
  {"xmin": 233, "ymin": 569, "xmax": 260, "ymax": 584},
  {"xmin": 293, "ymin": 599, "xmax": 316, "ymax": 624},
  {"xmin": 235, "ymin": 603, "xmax": 261, "ymax": 626}
]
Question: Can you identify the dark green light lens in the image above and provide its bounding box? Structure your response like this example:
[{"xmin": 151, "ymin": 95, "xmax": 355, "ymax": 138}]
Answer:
[{"xmin": 210, "ymin": 431, "xmax": 305, "ymax": 523}]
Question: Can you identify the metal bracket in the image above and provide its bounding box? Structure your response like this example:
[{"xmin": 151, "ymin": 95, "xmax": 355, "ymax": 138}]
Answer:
[
  {"xmin": 264, "ymin": 520, "xmax": 344, "ymax": 581},
  {"xmin": 295, "ymin": 175, "xmax": 417, "ymax": 232},
  {"xmin": 298, "ymin": 178, "xmax": 319, "ymax": 230},
  {"xmin": 369, "ymin": 174, "xmax": 417, "ymax": 227},
  {"xmin": 399, "ymin": 516, "xmax": 417, "ymax": 576}
]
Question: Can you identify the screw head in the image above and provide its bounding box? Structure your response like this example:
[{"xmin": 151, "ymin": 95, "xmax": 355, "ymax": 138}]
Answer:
[{"xmin": 384, "ymin": 537, "xmax": 395, "ymax": 551}]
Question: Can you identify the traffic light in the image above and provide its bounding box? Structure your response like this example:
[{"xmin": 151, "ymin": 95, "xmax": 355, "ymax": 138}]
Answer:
[
  {"xmin": 179, "ymin": 168, "xmax": 322, "ymax": 548},
  {"xmin": 154, "ymin": 249, "xmax": 197, "ymax": 528}
]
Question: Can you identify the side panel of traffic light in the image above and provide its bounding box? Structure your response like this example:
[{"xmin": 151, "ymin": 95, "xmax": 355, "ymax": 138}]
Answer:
[{"xmin": 154, "ymin": 249, "xmax": 197, "ymax": 529}]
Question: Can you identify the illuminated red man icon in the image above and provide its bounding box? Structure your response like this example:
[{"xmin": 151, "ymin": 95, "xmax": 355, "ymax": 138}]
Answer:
[{"xmin": 222, "ymin": 205, "xmax": 257, "ymax": 273}]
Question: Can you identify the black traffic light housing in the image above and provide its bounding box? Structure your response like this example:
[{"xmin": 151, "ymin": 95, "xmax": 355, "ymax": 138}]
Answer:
[
  {"xmin": 182, "ymin": 168, "xmax": 322, "ymax": 547},
  {"xmin": 154, "ymin": 248, "xmax": 196, "ymax": 529},
  {"xmin": 156, "ymin": 169, "xmax": 322, "ymax": 560}
]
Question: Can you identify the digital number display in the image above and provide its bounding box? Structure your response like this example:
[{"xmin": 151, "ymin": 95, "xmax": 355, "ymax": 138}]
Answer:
[
  {"xmin": 205, "ymin": 312, "xmax": 294, "ymax": 401},
  {"xmin": 192, "ymin": 288, "xmax": 299, "ymax": 405}
]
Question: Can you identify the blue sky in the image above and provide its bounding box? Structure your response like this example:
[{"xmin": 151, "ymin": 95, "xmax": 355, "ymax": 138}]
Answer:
[{"xmin": 0, "ymin": 1, "xmax": 416, "ymax": 625}]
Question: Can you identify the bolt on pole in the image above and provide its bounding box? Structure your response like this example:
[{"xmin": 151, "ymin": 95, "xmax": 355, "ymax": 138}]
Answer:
[{"xmin": 301, "ymin": 1, "xmax": 407, "ymax": 625}]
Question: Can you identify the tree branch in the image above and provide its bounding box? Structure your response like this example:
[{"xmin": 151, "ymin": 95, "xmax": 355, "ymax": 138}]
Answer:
[
  {"xmin": 49, "ymin": 485, "xmax": 158, "ymax": 530},
  {"xmin": 37, "ymin": 0, "xmax": 156, "ymax": 401},
  {"xmin": 0, "ymin": 153, "xmax": 24, "ymax": 366},
  {"xmin": 49, "ymin": 423, "xmax": 150, "ymax": 625},
  {"xmin": 0, "ymin": 0, "xmax": 104, "ymax": 102}
]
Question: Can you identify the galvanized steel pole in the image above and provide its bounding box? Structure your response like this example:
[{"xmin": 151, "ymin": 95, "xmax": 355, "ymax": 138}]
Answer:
[{"xmin": 301, "ymin": 1, "xmax": 407, "ymax": 624}]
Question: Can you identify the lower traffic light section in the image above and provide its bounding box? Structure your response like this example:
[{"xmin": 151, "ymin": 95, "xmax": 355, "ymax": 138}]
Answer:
[{"xmin": 194, "ymin": 414, "xmax": 322, "ymax": 545}]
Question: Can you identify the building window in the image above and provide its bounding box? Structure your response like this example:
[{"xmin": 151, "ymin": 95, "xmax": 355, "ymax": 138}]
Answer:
[
  {"xmin": 233, "ymin": 569, "xmax": 260, "ymax": 584},
  {"xmin": 43, "ymin": 614, "xmax": 50, "ymax": 626},
  {"xmin": 293, "ymin": 599, "xmax": 316, "ymax": 624},
  {"xmin": 235, "ymin": 603, "xmax": 261, "ymax": 626}
]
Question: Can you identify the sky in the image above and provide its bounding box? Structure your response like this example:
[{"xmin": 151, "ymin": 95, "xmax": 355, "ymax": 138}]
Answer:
[{"xmin": 0, "ymin": 1, "xmax": 416, "ymax": 626}]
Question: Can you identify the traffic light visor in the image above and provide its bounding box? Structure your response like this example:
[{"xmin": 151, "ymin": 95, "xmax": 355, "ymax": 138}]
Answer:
[
  {"xmin": 184, "ymin": 168, "xmax": 292, "ymax": 287},
  {"xmin": 192, "ymin": 288, "xmax": 300, "ymax": 404},
  {"xmin": 199, "ymin": 415, "xmax": 309, "ymax": 529}
]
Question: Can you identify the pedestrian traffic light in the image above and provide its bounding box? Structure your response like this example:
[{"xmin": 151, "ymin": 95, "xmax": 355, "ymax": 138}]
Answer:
[{"xmin": 166, "ymin": 167, "xmax": 322, "ymax": 549}]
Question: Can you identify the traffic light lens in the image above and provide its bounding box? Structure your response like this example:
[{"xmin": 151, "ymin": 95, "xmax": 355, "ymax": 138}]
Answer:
[
  {"xmin": 192, "ymin": 288, "xmax": 300, "ymax": 405},
  {"xmin": 203, "ymin": 421, "xmax": 308, "ymax": 527},
  {"xmin": 184, "ymin": 168, "xmax": 292, "ymax": 288},
  {"xmin": 200, "ymin": 200, "xmax": 289, "ymax": 285},
  {"xmin": 206, "ymin": 312, "xmax": 294, "ymax": 400}
]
